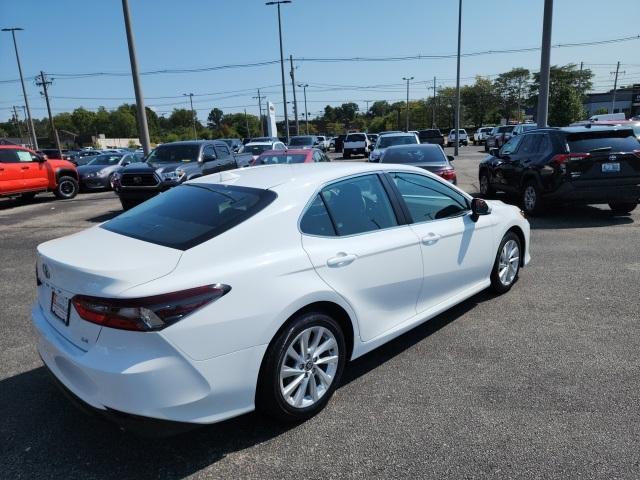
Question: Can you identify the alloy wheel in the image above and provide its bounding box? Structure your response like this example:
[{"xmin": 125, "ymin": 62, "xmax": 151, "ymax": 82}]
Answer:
[
  {"xmin": 279, "ymin": 326, "xmax": 339, "ymax": 409},
  {"xmin": 498, "ymin": 239, "xmax": 520, "ymax": 286},
  {"xmin": 523, "ymin": 185, "xmax": 537, "ymax": 212},
  {"xmin": 59, "ymin": 180, "xmax": 76, "ymax": 197}
]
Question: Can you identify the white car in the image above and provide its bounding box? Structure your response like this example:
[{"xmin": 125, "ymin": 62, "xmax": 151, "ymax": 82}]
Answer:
[
  {"xmin": 241, "ymin": 141, "xmax": 287, "ymax": 162},
  {"xmin": 473, "ymin": 127, "xmax": 494, "ymax": 145},
  {"xmin": 368, "ymin": 132, "xmax": 419, "ymax": 162},
  {"xmin": 32, "ymin": 162, "xmax": 530, "ymax": 428},
  {"xmin": 342, "ymin": 133, "xmax": 371, "ymax": 158},
  {"xmin": 448, "ymin": 129, "xmax": 468, "ymax": 146}
]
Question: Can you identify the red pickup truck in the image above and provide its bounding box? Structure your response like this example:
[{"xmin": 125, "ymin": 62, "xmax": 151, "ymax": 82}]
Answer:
[{"xmin": 0, "ymin": 145, "xmax": 79, "ymax": 201}]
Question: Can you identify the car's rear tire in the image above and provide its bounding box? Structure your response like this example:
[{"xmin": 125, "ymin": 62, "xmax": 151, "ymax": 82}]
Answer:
[
  {"xmin": 53, "ymin": 176, "xmax": 79, "ymax": 200},
  {"xmin": 608, "ymin": 202, "xmax": 637, "ymax": 215},
  {"xmin": 521, "ymin": 180, "xmax": 543, "ymax": 215},
  {"xmin": 256, "ymin": 311, "xmax": 346, "ymax": 423},
  {"xmin": 479, "ymin": 171, "xmax": 495, "ymax": 197},
  {"xmin": 490, "ymin": 231, "xmax": 522, "ymax": 294}
]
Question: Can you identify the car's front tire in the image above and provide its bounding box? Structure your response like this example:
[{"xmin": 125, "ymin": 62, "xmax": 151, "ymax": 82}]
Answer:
[
  {"xmin": 256, "ymin": 311, "xmax": 346, "ymax": 423},
  {"xmin": 490, "ymin": 231, "xmax": 522, "ymax": 294},
  {"xmin": 53, "ymin": 176, "xmax": 79, "ymax": 199},
  {"xmin": 609, "ymin": 202, "xmax": 637, "ymax": 215}
]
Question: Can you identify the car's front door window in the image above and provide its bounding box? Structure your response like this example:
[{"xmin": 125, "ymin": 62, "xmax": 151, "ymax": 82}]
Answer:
[
  {"xmin": 390, "ymin": 173, "xmax": 469, "ymax": 222},
  {"xmin": 500, "ymin": 135, "xmax": 523, "ymax": 156}
]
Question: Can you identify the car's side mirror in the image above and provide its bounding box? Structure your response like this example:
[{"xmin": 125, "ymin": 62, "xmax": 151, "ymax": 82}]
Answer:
[
  {"xmin": 201, "ymin": 154, "xmax": 217, "ymax": 163},
  {"xmin": 36, "ymin": 154, "xmax": 47, "ymax": 162},
  {"xmin": 489, "ymin": 147, "xmax": 500, "ymax": 157},
  {"xmin": 447, "ymin": 155, "xmax": 454, "ymax": 162},
  {"xmin": 471, "ymin": 197, "xmax": 491, "ymax": 219}
]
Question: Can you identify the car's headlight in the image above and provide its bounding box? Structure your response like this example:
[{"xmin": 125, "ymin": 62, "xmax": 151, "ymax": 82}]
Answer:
[
  {"xmin": 97, "ymin": 169, "xmax": 110, "ymax": 177},
  {"xmin": 85, "ymin": 172, "xmax": 96, "ymax": 178}
]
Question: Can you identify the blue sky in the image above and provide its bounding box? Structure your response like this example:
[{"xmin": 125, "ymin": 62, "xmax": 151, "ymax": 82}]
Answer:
[{"xmin": 1, "ymin": 0, "xmax": 639, "ymax": 123}]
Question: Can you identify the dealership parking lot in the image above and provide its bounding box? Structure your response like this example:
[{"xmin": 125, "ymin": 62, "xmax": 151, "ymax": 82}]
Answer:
[{"xmin": 1, "ymin": 147, "xmax": 639, "ymax": 479}]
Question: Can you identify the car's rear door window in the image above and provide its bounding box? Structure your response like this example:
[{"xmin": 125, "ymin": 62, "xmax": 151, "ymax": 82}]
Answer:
[
  {"xmin": 319, "ymin": 175, "xmax": 398, "ymax": 236},
  {"xmin": 101, "ymin": 184, "xmax": 276, "ymax": 250}
]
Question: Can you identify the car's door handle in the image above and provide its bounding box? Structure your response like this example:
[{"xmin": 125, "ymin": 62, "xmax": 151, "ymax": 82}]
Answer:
[
  {"xmin": 21, "ymin": 166, "xmax": 30, "ymax": 170},
  {"xmin": 326, "ymin": 253, "xmax": 357, "ymax": 268},
  {"xmin": 421, "ymin": 233, "xmax": 441, "ymax": 246}
]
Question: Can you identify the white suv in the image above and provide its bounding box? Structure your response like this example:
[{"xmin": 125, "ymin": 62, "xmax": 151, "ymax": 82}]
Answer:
[
  {"xmin": 473, "ymin": 127, "xmax": 493, "ymax": 145},
  {"xmin": 448, "ymin": 129, "xmax": 468, "ymax": 146},
  {"xmin": 342, "ymin": 133, "xmax": 371, "ymax": 159}
]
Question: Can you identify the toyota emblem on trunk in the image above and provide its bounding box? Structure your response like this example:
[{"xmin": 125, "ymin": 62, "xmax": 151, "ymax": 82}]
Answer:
[
  {"xmin": 42, "ymin": 264, "xmax": 50, "ymax": 279},
  {"xmin": 608, "ymin": 154, "xmax": 617, "ymax": 161}
]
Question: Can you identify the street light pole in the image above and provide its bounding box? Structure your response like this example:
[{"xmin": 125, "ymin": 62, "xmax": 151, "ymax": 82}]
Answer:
[
  {"xmin": 253, "ymin": 89, "xmax": 265, "ymax": 135},
  {"xmin": 266, "ymin": 0, "xmax": 292, "ymax": 143},
  {"xmin": 121, "ymin": 0, "xmax": 151, "ymax": 155},
  {"xmin": 298, "ymin": 83, "xmax": 309, "ymax": 135},
  {"xmin": 3, "ymin": 28, "xmax": 38, "ymax": 149},
  {"xmin": 454, "ymin": 0, "xmax": 462, "ymax": 157},
  {"xmin": 536, "ymin": 0, "xmax": 553, "ymax": 127},
  {"xmin": 402, "ymin": 77, "xmax": 414, "ymax": 131},
  {"xmin": 183, "ymin": 93, "xmax": 197, "ymax": 139}
]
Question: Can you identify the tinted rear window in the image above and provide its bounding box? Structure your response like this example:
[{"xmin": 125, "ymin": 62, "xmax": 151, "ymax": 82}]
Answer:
[
  {"xmin": 101, "ymin": 184, "xmax": 276, "ymax": 250},
  {"xmin": 255, "ymin": 153, "xmax": 307, "ymax": 164},
  {"xmin": 289, "ymin": 136, "xmax": 314, "ymax": 146},
  {"xmin": 419, "ymin": 130, "xmax": 441, "ymax": 138},
  {"xmin": 382, "ymin": 146, "xmax": 447, "ymax": 164},
  {"xmin": 378, "ymin": 135, "xmax": 418, "ymax": 148},
  {"xmin": 345, "ymin": 134, "xmax": 366, "ymax": 142},
  {"xmin": 566, "ymin": 130, "xmax": 640, "ymax": 153}
]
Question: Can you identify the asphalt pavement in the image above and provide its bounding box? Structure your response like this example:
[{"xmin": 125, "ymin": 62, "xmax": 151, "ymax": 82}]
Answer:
[{"xmin": 1, "ymin": 147, "xmax": 639, "ymax": 479}]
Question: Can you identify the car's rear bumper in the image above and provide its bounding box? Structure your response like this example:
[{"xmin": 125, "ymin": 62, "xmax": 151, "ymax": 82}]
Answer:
[
  {"xmin": 544, "ymin": 179, "xmax": 640, "ymax": 203},
  {"xmin": 343, "ymin": 147, "xmax": 368, "ymax": 154},
  {"xmin": 32, "ymin": 303, "xmax": 266, "ymax": 426}
]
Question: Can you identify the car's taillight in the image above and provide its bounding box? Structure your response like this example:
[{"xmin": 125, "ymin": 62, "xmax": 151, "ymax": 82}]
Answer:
[
  {"xmin": 71, "ymin": 284, "xmax": 231, "ymax": 331},
  {"xmin": 436, "ymin": 168, "xmax": 457, "ymax": 182},
  {"xmin": 551, "ymin": 152, "xmax": 591, "ymax": 165}
]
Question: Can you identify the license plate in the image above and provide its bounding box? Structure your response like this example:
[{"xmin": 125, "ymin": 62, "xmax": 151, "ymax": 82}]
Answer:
[
  {"xmin": 51, "ymin": 291, "xmax": 70, "ymax": 325},
  {"xmin": 602, "ymin": 162, "xmax": 620, "ymax": 173}
]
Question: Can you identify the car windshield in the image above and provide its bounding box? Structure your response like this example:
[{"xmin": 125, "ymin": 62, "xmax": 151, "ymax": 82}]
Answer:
[
  {"xmin": 88, "ymin": 154, "xmax": 122, "ymax": 166},
  {"xmin": 255, "ymin": 153, "xmax": 307, "ymax": 164},
  {"xmin": 377, "ymin": 135, "xmax": 418, "ymax": 148},
  {"xmin": 101, "ymin": 184, "xmax": 277, "ymax": 250},
  {"xmin": 147, "ymin": 144, "xmax": 199, "ymax": 164},
  {"xmin": 382, "ymin": 146, "xmax": 447, "ymax": 164},
  {"xmin": 567, "ymin": 130, "xmax": 640, "ymax": 153},
  {"xmin": 243, "ymin": 144, "xmax": 271, "ymax": 155},
  {"xmin": 289, "ymin": 136, "xmax": 314, "ymax": 146}
]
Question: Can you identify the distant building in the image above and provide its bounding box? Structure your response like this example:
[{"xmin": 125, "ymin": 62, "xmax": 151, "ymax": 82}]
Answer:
[
  {"xmin": 92, "ymin": 134, "xmax": 140, "ymax": 149},
  {"xmin": 583, "ymin": 86, "xmax": 634, "ymax": 117}
]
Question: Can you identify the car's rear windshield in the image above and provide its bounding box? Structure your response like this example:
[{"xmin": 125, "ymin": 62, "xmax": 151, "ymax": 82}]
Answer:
[
  {"xmin": 243, "ymin": 144, "xmax": 271, "ymax": 155},
  {"xmin": 255, "ymin": 153, "xmax": 307, "ymax": 164},
  {"xmin": 289, "ymin": 136, "xmax": 314, "ymax": 146},
  {"xmin": 378, "ymin": 135, "xmax": 418, "ymax": 148},
  {"xmin": 345, "ymin": 134, "xmax": 366, "ymax": 142},
  {"xmin": 566, "ymin": 129, "xmax": 640, "ymax": 153},
  {"xmin": 382, "ymin": 146, "xmax": 447, "ymax": 164},
  {"xmin": 147, "ymin": 144, "xmax": 199, "ymax": 164},
  {"xmin": 419, "ymin": 130, "xmax": 441, "ymax": 138},
  {"xmin": 101, "ymin": 184, "xmax": 276, "ymax": 250}
]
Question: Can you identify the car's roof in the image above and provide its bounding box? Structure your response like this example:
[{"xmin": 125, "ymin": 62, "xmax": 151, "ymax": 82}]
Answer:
[
  {"xmin": 388, "ymin": 143, "xmax": 441, "ymax": 149},
  {"xmin": 189, "ymin": 162, "xmax": 425, "ymax": 191},
  {"xmin": 557, "ymin": 125, "xmax": 635, "ymax": 134},
  {"xmin": 258, "ymin": 149, "xmax": 312, "ymax": 155},
  {"xmin": 245, "ymin": 141, "xmax": 277, "ymax": 146},
  {"xmin": 380, "ymin": 132, "xmax": 416, "ymax": 138}
]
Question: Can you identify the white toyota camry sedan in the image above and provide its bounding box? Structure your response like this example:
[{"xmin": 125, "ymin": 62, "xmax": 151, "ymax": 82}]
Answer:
[{"xmin": 33, "ymin": 162, "xmax": 530, "ymax": 427}]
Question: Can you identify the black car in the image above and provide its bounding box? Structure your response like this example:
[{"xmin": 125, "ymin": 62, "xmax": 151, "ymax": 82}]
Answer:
[
  {"xmin": 418, "ymin": 129, "xmax": 444, "ymax": 146},
  {"xmin": 114, "ymin": 140, "xmax": 250, "ymax": 210},
  {"xmin": 381, "ymin": 144, "xmax": 457, "ymax": 184},
  {"xmin": 288, "ymin": 135, "xmax": 321, "ymax": 149},
  {"xmin": 478, "ymin": 126, "xmax": 640, "ymax": 215},
  {"xmin": 333, "ymin": 134, "xmax": 347, "ymax": 153}
]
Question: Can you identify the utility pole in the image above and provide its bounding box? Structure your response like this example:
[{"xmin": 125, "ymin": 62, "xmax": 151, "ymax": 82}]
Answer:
[
  {"xmin": 402, "ymin": 77, "xmax": 414, "ymax": 131},
  {"xmin": 266, "ymin": 1, "xmax": 292, "ymax": 143},
  {"xmin": 536, "ymin": 0, "xmax": 553, "ymax": 127},
  {"xmin": 183, "ymin": 93, "xmax": 197, "ymax": 139},
  {"xmin": 454, "ymin": 0, "xmax": 462, "ymax": 156},
  {"xmin": 298, "ymin": 83, "xmax": 309, "ymax": 135},
  {"xmin": 364, "ymin": 100, "xmax": 372, "ymax": 115},
  {"xmin": 253, "ymin": 89, "xmax": 265, "ymax": 135},
  {"xmin": 3, "ymin": 28, "xmax": 38, "ymax": 149},
  {"xmin": 36, "ymin": 72, "xmax": 62, "ymax": 159},
  {"xmin": 289, "ymin": 55, "xmax": 299, "ymax": 135},
  {"xmin": 611, "ymin": 61, "xmax": 625, "ymax": 113},
  {"xmin": 431, "ymin": 77, "xmax": 437, "ymax": 128},
  {"xmin": 12, "ymin": 106, "xmax": 24, "ymax": 145},
  {"xmin": 121, "ymin": 0, "xmax": 151, "ymax": 155}
]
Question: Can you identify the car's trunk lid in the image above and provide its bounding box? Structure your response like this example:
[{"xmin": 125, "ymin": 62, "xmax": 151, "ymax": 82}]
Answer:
[{"xmin": 36, "ymin": 227, "xmax": 182, "ymax": 350}]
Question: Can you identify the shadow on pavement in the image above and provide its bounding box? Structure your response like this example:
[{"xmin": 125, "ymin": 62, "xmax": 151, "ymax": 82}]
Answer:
[
  {"xmin": 0, "ymin": 290, "xmax": 494, "ymax": 479},
  {"xmin": 86, "ymin": 210, "xmax": 121, "ymax": 223}
]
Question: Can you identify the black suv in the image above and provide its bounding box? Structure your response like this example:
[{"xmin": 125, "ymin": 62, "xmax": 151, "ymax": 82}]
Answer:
[
  {"xmin": 114, "ymin": 140, "xmax": 249, "ymax": 210},
  {"xmin": 418, "ymin": 129, "xmax": 444, "ymax": 146},
  {"xmin": 479, "ymin": 126, "xmax": 640, "ymax": 215}
]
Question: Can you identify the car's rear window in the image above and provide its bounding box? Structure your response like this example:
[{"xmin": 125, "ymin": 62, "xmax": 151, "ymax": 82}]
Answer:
[
  {"xmin": 255, "ymin": 153, "xmax": 307, "ymax": 164},
  {"xmin": 101, "ymin": 184, "xmax": 276, "ymax": 250},
  {"xmin": 382, "ymin": 146, "xmax": 447, "ymax": 164},
  {"xmin": 345, "ymin": 134, "xmax": 366, "ymax": 142},
  {"xmin": 566, "ymin": 129, "xmax": 640, "ymax": 153},
  {"xmin": 378, "ymin": 135, "xmax": 418, "ymax": 148},
  {"xmin": 419, "ymin": 130, "xmax": 441, "ymax": 139}
]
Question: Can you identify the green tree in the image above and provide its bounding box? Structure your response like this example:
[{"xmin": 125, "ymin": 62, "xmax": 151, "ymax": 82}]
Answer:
[
  {"xmin": 461, "ymin": 76, "xmax": 498, "ymax": 127},
  {"xmin": 71, "ymin": 107, "xmax": 96, "ymax": 135},
  {"xmin": 207, "ymin": 108, "xmax": 224, "ymax": 130},
  {"xmin": 494, "ymin": 68, "xmax": 531, "ymax": 123}
]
